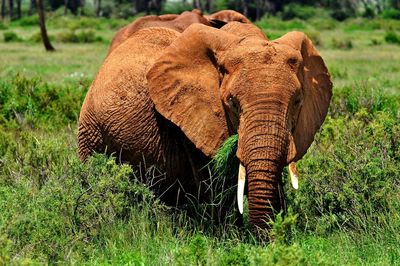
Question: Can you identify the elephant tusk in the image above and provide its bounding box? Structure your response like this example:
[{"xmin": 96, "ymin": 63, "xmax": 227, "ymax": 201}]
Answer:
[
  {"xmin": 289, "ymin": 162, "xmax": 299, "ymax": 190},
  {"xmin": 237, "ymin": 163, "xmax": 246, "ymax": 214}
]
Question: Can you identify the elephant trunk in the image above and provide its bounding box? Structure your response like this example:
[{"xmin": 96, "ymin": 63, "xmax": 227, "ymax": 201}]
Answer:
[{"xmin": 238, "ymin": 106, "xmax": 288, "ymax": 228}]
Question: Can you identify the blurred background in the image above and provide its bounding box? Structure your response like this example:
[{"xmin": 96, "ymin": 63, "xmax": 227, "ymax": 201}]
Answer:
[{"xmin": 1, "ymin": 0, "xmax": 400, "ymax": 22}]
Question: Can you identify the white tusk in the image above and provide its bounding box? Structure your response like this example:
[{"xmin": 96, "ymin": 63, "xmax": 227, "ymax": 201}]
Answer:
[
  {"xmin": 237, "ymin": 163, "xmax": 246, "ymax": 214},
  {"xmin": 289, "ymin": 162, "xmax": 299, "ymax": 190}
]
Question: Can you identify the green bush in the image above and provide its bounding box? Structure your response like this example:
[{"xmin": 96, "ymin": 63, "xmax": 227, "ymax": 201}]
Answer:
[
  {"xmin": 331, "ymin": 38, "xmax": 353, "ymax": 49},
  {"xmin": 58, "ymin": 30, "xmax": 103, "ymax": 43},
  {"xmin": 286, "ymin": 84, "xmax": 400, "ymax": 233},
  {"xmin": 256, "ymin": 16, "xmax": 307, "ymax": 31},
  {"xmin": 369, "ymin": 38, "xmax": 382, "ymax": 46},
  {"xmin": 3, "ymin": 31, "xmax": 22, "ymax": 42},
  {"xmin": 381, "ymin": 8, "xmax": 400, "ymax": 20},
  {"xmin": 0, "ymin": 22, "xmax": 7, "ymax": 30},
  {"xmin": 0, "ymin": 74, "xmax": 88, "ymax": 129},
  {"xmin": 385, "ymin": 31, "xmax": 400, "ymax": 45},
  {"xmin": 305, "ymin": 31, "xmax": 322, "ymax": 46},
  {"xmin": 281, "ymin": 3, "xmax": 318, "ymax": 20},
  {"xmin": 17, "ymin": 15, "xmax": 39, "ymax": 26},
  {"xmin": 308, "ymin": 17, "xmax": 337, "ymax": 30}
]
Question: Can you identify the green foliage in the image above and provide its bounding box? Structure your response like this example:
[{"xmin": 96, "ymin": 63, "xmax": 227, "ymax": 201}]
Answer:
[
  {"xmin": 385, "ymin": 31, "xmax": 400, "ymax": 45},
  {"xmin": 287, "ymin": 84, "xmax": 400, "ymax": 234},
  {"xmin": 17, "ymin": 15, "xmax": 39, "ymax": 26},
  {"xmin": 343, "ymin": 18, "xmax": 400, "ymax": 31},
  {"xmin": 282, "ymin": 4, "xmax": 319, "ymax": 20},
  {"xmin": 331, "ymin": 37, "xmax": 353, "ymax": 49},
  {"xmin": 381, "ymin": 8, "xmax": 400, "ymax": 20},
  {"xmin": 305, "ymin": 31, "xmax": 322, "ymax": 46},
  {"xmin": 212, "ymin": 134, "xmax": 239, "ymax": 179},
  {"xmin": 3, "ymin": 31, "xmax": 22, "ymax": 42},
  {"xmin": 162, "ymin": 1, "xmax": 192, "ymax": 14},
  {"xmin": 57, "ymin": 29, "xmax": 103, "ymax": 43},
  {"xmin": 0, "ymin": 74, "xmax": 88, "ymax": 129},
  {"xmin": 0, "ymin": 22, "xmax": 7, "ymax": 30},
  {"xmin": 256, "ymin": 16, "xmax": 306, "ymax": 31}
]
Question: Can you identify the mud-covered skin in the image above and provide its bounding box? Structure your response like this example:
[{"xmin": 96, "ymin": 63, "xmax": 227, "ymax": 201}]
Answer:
[
  {"xmin": 79, "ymin": 22, "xmax": 332, "ymax": 229},
  {"xmin": 108, "ymin": 10, "xmax": 212, "ymax": 53},
  {"xmin": 79, "ymin": 28, "xmax": 210, "ymax": 204},
  {"xmin": 206, "ymin": 9, "xmax": 252, "ymax": 24}
]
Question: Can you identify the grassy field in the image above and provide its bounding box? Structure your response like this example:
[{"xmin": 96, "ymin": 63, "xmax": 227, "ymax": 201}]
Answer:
[{"xmin": 0, "ymin": 14, "xmax": 399, "ymax": 265}]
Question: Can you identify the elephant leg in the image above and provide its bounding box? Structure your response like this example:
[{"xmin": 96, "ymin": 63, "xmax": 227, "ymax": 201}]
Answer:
[{"xmin": 78, "ymin": 120, "xmax": 104, "ymax": 162}]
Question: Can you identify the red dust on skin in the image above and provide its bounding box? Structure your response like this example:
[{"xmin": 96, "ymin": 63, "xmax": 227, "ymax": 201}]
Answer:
[{"xmin": 79, "ymin": 21, "xmax": 332, "ymax": 229}]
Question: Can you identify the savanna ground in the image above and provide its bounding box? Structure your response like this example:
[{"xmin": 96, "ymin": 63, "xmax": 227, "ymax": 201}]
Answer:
[{"xmin": 0, "ymin": 13, "xmax": 399, "ymax": 265}]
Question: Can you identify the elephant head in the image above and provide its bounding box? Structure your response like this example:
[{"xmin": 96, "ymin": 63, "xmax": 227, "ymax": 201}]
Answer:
[
  {"xmin": 206, "ymin": 9, "xmax": 252, "ymax": 24},
  {"xmin": 109, "ymin": 9, "xmax": 213, "ymax": 53},
  {"xmin": 146, "ymin": 23, "xmax": 332, "ymax": 228}
]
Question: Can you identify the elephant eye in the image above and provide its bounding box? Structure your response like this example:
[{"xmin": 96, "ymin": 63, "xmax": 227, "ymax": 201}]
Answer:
[{"xmin": 228, "ymin": 96, "xmax": 239, "ymax": 113}]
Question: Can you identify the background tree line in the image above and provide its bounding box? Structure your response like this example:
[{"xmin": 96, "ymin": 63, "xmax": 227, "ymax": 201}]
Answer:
[{"xmin": 1, "ymin": 0, "xmax": 400, "ymax": 21}]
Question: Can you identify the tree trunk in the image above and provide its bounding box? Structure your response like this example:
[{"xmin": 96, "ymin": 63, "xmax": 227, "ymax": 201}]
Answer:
[
  {"xmin": 96, "ymin": 0, "xmax": 101, "ymax": 16},
  {"xmin": 28, "ymin": 0, "xmax": 34, "ymax": 15},
  {"xmin": 64, "ymin": 0, "xmax": 68, "ymax": 15},
  {"xmin": 193, "ymin": 0, "xmax": 201, "ymax": 10},
  {"xmin": 16, "ymin": 0, "xmax": 20, "ymax": 18},
  {"xmin": 1, "ymin": 0, "xmax": 6, "ymax": 19},
  {"xmin": 241, "ymin": 0, "xmax": 248, "ymax": 17},
  {"xmin": 8, "ymin": 0, "xmax": 13, "ymax": 20},
  {"xmin": 80, "ymin": 0, "xmax": 85, "ymax": 15},
  {"xmin": 36, "ymin": 0, "xmax": 55, "ymax": 52}
]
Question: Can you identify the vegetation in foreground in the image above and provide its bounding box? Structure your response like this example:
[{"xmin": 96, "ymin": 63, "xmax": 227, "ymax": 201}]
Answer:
[{"xmin": 0, "ymin": 16, "xmax": 399, "ymax": 265}]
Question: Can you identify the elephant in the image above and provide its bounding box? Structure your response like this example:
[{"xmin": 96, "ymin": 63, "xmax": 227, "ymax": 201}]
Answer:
[
  {"xmin": 108, "ymin": 9, "xmax": 252, "ymax": 54},
  {"xmin": 78, "ymin": 21, "xmax": 332, "ymax": 229},
  {"xmin": 205, "ymin": 9, "xmax": 252, "ymax": 24},
  {"xmin": 109, "ymin": 9, "xmax": 214, "ymax": 53}
]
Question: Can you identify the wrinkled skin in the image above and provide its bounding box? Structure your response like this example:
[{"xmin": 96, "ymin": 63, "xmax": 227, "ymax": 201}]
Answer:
[
  {"xmin": 79, "ymin": 22, "xmax": 332, "ymax": 229},
  {"xmin": 109, "ymin": 9, "xmax": 212, "ymax": 53},
  {"xmin": 206, "ymin": 9, "xmax": 252, "ymax": 24}
]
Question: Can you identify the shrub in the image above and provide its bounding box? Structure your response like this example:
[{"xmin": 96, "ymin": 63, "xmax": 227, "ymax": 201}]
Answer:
[
  {"xmin": 385, "ymin": 31, "xmax": 400, "ymax": 45},
  {"xmin": 381, "ymin": 8, "xmax": 400, "ymax": 20},
  {"xmin": 369, "ymin": 38, "xmax": 382, "ymax": 46},
  {"xmin": 3, "ymin": 31, "xmax": 22, "ymax": 42},
  {"xmin": 256, "ymin": 16, "xmax": 306, "ymax": 31},
  {"xmin": 282, "ymin": 3, "xmax": 318, "ymax": 20},
  {"xmin": 17, "ymin": 15, "xmax": 39, "ymax": 26},
  {"xmin": 162, "ymin": 1, "xmax": 192, "ymax": 14},
  {"xmin": 331, "ymin": 38, "xmax": 353, "ymax": 49},
  {"xmin": 0, "ymin": 22, "xmax": 7, "ymax": 30},
  {"xmin": 305, "ymin": 31, "xmax": 322, "ymax": 47},
  {"xmin": 58, "ymin": 30, "xmax": 102, "ymax": 43},
  {"xmin": 285, "ymin": 84, "xmax": 400, "ymax": 233},
  {"xmin": 0, "ymin": 74, "xmax": 87, "ymax": 129},
  {"xmin": 308, "ymin": 17, "xmax": 337, "ymax": 30},
  {"xmin": 28, "ymin": 31, "xmax": 55, "ymax": 43}
]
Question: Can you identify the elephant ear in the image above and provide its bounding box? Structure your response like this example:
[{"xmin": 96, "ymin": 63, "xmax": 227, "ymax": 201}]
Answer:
[
  {"xmin": 146, "ymin": 24, "xmax": 239, "ymax": 156},
  {"xmin": 274, "ymin": 31, "xmax": 332, "ymax": 162}
]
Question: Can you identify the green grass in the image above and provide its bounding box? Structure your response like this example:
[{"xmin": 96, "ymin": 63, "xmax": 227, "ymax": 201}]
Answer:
[{"xmin": 0, "ymin": 15, "xmax": 399, "ymax": 264}]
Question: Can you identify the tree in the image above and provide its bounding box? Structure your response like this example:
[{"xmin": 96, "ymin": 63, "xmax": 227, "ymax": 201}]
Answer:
[
  {"xmin": 1, "ymin": 0, "xmax": 6, "ymax": 19},
  {"xmin": 8, "ymin": 0, "xmax": 13, "ymax": 19},
  {"xmin": 16, "ymin": 0, "xmax": 20, "ymax": 18},
  {"xmin": 36, "ymin": 0, "xmax": 55, "ymax": 51}
]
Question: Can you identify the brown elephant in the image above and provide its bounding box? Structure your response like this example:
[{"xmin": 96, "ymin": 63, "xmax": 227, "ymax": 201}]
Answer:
[
  {"xmin": 78, "ymin": 22, "xmax": 332, "ymax": 229},
  {"xmin": 206, "ymin": 9, "xmax": 252, "ymax": 24},
  {"xmin": 109, "ymin": 9, "xmax": 213, "ymax": 53}
]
